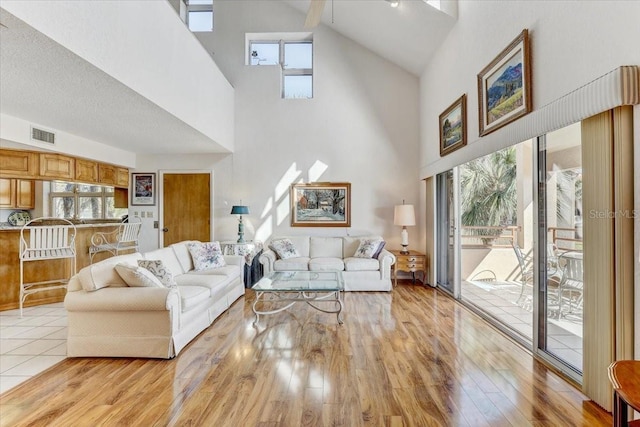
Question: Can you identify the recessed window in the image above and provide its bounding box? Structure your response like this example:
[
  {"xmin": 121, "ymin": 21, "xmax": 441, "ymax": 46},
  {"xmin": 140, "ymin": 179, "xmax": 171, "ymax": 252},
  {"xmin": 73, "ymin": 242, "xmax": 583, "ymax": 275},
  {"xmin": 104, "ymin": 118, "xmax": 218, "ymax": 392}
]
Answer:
[
  {"xmin": 249, "ymin": 38, "xmax": 313, "ymax": 99},
  {"xmin": 186, "ymin": 0, "xmax": 213, "ymax": 32}
]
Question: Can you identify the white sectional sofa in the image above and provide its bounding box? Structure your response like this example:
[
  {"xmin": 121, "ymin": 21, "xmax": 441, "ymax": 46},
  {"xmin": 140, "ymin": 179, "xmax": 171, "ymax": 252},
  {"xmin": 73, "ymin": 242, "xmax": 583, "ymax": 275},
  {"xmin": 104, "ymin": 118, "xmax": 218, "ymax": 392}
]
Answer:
[
  {"xmin": 64, "ymin": 241, "xmax": 245, "ymax": 359},
  {"xmin": 259, "ymin": 236, "xmax": 395, "ymax": 291}
]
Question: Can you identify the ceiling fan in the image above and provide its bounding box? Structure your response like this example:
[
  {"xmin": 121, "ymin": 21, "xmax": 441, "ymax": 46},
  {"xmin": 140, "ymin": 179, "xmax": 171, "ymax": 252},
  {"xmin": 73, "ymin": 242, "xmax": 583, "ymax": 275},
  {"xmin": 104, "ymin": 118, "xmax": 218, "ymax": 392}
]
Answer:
[{"xmin": 304, "ymin": 0, "xmax": 327, "ymax": 28}]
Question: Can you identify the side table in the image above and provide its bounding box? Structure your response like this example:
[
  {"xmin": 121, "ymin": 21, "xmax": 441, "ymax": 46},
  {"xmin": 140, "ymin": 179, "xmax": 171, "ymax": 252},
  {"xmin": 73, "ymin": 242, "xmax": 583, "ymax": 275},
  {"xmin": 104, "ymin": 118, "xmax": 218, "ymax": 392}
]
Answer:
[
  {"xmin": 608, "ymin": 360, "xmax": 640, "ymax": 427},
  {"xmin": 220, "ymin": 241, "xmax": 264, "ymax": 287},
  {"xmin": 389, "ymin": 249, "xmax": 427, "ymax": 287}
]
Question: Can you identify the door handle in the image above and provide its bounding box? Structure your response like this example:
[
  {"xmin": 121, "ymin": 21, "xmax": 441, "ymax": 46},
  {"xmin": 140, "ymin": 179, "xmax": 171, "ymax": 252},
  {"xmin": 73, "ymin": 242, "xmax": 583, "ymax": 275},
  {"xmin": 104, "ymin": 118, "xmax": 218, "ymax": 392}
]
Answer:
[{"xmin": 162, "ymin": 228, "xmax": 169, "ymax": 232}]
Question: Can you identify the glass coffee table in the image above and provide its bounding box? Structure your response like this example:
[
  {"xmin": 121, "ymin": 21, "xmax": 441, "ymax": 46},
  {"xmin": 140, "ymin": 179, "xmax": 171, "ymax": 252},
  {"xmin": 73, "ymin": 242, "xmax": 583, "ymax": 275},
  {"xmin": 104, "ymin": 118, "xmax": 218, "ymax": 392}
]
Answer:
[{"xmin": 251, "ymin": 271, "xmax": 344, "ymax": 324}]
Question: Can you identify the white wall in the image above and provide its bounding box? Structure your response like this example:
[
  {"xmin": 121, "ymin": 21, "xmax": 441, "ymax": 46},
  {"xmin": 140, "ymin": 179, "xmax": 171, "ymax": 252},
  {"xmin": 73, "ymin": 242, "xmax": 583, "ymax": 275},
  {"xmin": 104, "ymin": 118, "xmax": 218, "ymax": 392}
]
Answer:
[
  {"xmin": 187, "ymin": 1, "xmax": 422, "ymax": 249},
  {"xmin": 420, "ymin": 0, "xmax": 640, "ymax": 177}
]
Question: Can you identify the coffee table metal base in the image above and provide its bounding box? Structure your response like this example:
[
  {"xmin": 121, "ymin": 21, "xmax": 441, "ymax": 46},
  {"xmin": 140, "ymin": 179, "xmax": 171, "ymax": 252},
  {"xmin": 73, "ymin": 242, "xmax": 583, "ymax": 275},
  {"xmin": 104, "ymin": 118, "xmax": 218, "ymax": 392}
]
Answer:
[{"xmin": 252, "ymin": 290, "xmax": 343, "ymax": 325}]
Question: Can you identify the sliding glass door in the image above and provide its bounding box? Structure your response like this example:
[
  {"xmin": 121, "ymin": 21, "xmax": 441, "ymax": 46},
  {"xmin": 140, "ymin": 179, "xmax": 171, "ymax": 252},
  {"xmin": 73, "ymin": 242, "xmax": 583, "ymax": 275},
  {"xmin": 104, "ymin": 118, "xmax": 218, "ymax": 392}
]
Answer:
[
  {"xmin": 536, "ymin": 123, "xmax": 583, "ymax": 378},
  {"xmin": 435, "ymin": 170, "xmax": 458, "ymax": 296}
]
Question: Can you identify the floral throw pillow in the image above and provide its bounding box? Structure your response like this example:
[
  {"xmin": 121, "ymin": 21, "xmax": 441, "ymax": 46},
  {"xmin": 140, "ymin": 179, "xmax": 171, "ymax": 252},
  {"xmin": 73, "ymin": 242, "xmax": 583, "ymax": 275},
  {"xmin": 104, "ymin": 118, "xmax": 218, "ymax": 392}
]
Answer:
[
  {"xmin": 137, "ymin": 259, "xmax": 178, "ymax": 288},
  {"xmin": 269, "ymin": 238, "xmax": 300, "ymax": 260},
  {"xmin": 187, "ymin": 241, "xmax": 226, "ymax": 271},
  {"xmin": 354, "ymin": 238, "xmax": 384, "ymax": 259}
]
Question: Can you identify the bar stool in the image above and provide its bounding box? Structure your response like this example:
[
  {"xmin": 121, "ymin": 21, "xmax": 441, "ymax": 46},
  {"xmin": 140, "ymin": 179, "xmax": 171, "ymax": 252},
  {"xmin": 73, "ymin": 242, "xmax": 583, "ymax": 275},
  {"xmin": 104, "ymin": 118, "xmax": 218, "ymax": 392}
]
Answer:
[
  {"xmin": 89, "ymin": 217, "xmax": 142, "ymax": 263},
  {"xmin": 19, "ymin": 217, "xmax": 77, "ymax": 317}
]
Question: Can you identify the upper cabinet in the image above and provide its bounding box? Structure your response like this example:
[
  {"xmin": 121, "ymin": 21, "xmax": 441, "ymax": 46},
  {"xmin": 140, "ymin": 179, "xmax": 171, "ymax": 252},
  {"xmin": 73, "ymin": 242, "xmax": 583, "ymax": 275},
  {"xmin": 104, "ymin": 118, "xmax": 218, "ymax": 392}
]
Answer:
[
  {"xmin": 75, "ymin": 158, "xmax": 99, "ymax": 183},
  {"xmin": 0, "ymin": 150, "xmax": 38, "ymax": 178},
  {"xmin": 98, "ymin": 163, "xmax": 117, "ymax": 185},
  {"xmin": 0, "ymin": 149, "xmax": 129, "ymax": 188},
  {"xmin": 39, "ymin": 153, "xmax": 75, "ymax": 180},
  {"xmin": 0, "ymin": 178, "xmax": 35, "ymax": 209},
  {"xmin": 116, "ymin": 167, "xmax": 129, "ymax": 188}
]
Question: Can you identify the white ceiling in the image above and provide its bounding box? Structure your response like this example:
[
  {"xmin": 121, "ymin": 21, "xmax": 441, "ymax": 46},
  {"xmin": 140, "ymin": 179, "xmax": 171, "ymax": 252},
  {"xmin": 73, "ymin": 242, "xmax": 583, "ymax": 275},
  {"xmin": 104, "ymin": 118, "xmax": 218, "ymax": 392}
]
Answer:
[
  {"xmin": 0, "ymin": 1, "xmax": 455, "ymax": 156},
  {"xmin": 0, "ymin": 9, "xmax": 226, "ymax": 156},
  {"xmin": 283, "ymin": 0, "xmax": 456, "ymax": 75}
]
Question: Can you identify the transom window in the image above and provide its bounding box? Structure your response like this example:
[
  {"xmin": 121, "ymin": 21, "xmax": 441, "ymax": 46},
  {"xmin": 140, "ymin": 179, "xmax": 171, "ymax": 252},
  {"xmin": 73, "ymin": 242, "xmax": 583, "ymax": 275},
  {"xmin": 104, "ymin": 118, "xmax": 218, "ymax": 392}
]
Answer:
[
  {"xmin": 249, "ymin": 39, "xmax": 313, "ymax": 99},
  {"xmin": 49, "ymin": 182, "xmax": 127, "ymax": 220},
  {"xmin": 186, "ymin": 0, "xmax": 213, "ymax": 32}
]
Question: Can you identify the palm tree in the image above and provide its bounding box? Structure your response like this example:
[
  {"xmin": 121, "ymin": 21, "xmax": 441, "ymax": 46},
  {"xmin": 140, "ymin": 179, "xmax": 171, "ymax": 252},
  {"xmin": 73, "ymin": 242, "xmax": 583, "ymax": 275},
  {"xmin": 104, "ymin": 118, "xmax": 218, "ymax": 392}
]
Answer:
[{"xmin": 460, "ymin": 146, "xmax": 517, "ymax": 244}]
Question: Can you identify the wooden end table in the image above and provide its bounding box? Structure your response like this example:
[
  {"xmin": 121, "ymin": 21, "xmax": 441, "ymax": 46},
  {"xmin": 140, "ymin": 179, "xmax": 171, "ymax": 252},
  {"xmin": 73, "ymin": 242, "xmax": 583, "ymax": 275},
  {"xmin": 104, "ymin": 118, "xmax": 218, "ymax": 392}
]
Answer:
[
  {"xmin": 390, "ymin": 249, "xmax": 427, "ymax": 287},
  {"xmin": 608, "ymin": 360, "xmax": 640, "ymax": 427}
]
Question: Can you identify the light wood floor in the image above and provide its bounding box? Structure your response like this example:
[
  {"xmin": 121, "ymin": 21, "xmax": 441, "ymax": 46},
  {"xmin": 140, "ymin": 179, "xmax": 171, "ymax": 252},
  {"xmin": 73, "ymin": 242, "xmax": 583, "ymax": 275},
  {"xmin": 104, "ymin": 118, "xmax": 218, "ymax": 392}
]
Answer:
[{"xmin": 0, "ymin": 283, "xmax": 611, "ymax": 426}]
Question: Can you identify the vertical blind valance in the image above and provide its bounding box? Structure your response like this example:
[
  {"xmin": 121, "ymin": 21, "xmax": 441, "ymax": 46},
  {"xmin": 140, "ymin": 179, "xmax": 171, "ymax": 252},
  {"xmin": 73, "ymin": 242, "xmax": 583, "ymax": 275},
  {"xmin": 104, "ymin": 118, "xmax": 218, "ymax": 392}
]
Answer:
[{"xmin": 420, "ymin": 65, "xmax": 640, "ymax": 179}]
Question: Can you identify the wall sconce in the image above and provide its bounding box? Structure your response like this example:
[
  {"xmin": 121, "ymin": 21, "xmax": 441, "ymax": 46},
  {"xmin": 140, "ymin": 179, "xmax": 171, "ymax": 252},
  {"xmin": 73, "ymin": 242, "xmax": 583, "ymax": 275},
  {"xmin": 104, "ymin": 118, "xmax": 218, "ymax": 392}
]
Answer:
[
  {"xmin": 394, "ymin": 201, "xmax": 415, "ymax": 254},
  {"xmin": 230, "ymin": 204, "xmax": 249, "ymax": 243}
]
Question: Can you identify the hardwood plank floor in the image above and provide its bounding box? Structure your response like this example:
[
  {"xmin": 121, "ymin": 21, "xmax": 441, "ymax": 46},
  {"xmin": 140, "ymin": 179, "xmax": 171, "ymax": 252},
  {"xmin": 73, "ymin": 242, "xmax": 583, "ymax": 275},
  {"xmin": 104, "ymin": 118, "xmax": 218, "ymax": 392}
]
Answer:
[{"xmin": 0, "ymin": 283, "xmax": 611, "ymax": 426}]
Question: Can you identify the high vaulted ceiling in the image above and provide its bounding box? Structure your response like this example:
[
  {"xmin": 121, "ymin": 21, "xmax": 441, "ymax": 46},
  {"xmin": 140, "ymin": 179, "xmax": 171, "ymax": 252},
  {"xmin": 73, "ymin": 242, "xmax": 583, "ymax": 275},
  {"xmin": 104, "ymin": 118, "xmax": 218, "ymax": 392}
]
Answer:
[
  {"xmin": 284, "ymin": 0, "xmax": 456, "ymax": 75},
  {"xmin": 0, "ymin": 1, "xmax": 456, "ymax": 156}
]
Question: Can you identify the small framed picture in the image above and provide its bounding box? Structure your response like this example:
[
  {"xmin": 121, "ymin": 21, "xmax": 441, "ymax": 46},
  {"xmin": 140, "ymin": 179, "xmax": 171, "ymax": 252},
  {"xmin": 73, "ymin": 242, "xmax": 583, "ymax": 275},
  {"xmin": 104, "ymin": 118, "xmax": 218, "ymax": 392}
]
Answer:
[
  {"xmin": 131, "ymin": 173, "xmax": 156, "ymax": 206},
  {"xmin": 477, "ymin": 29, "xmax": 531, "ymax": 136},
  {"xmin": 439, "ymin": 94, "xmax": 467, "ymax": 157}
]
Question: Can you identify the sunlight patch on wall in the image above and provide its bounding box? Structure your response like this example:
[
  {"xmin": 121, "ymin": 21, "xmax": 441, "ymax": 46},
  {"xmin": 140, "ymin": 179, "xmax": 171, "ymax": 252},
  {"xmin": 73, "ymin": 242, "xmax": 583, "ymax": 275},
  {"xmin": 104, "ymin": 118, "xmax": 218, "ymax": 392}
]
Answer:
[
  {"xmin": 275, "ymin": 163, "xmax": 301, "ymax": 201},
  {"xmin": 277, "ymin": 194, "xmax": 290, "ymax": 226},
  {"xmin": 308, "ymin": 160, "xmax": 328, "ymax": 182},
  {"xmin": 261, "ymin": 196, "xmax": 273, "ymax": 219},
  {"xmin": 255, "ymin": 214, "xmax": 272, "ymax": 243}
]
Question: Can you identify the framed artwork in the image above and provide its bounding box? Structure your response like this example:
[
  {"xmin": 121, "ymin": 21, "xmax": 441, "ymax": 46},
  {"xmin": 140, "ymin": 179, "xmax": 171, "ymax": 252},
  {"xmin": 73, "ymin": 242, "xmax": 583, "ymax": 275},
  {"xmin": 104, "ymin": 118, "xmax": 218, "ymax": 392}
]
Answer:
[
  {"xmin": 477, "ymin": 29, "xmax": 531, "ymax": 136},
  {"xmin": 291, "ymin": 182, "xmax": 351, "ymax": 227},
  {"xmin": 439, "ymin": 94, "xmax": 467, "ymax": 156},
  {"xmin": 131, "ymin": 173, "xmax": 156, "ymax": 206}
]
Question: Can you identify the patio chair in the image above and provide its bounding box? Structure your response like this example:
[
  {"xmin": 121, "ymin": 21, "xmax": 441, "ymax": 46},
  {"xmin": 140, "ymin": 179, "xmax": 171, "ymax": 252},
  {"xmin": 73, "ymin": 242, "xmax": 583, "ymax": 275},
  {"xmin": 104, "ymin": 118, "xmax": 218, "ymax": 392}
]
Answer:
[
  {"xmin": 558, "ymin": 252, "xmax": 583, "ymax": 317},
  {"xmin": 89, "ymin": 217, "xmax": 142, "ymax": 263},
  {"xmin": 512, "ymin": 243, "xmax": 533, "ymax": 305}
]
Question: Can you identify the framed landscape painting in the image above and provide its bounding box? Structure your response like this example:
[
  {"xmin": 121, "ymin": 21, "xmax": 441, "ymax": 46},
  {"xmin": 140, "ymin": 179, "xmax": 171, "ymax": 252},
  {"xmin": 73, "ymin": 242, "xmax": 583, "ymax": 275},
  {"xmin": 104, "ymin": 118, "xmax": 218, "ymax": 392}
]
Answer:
[
  {"xmin": 131, "ymin": 173, "xmax": 156, "ymax": 206},
  {"xmin": 477, "ymin": 29, "xmax": 531, "ymax": 136},
  {"xmin": 439, "ymin": 94, "xmax": 467, "ymax": 156},
  {"xmin": 291, "ymin": 182, "xmax": 351, "ymax": 227}
]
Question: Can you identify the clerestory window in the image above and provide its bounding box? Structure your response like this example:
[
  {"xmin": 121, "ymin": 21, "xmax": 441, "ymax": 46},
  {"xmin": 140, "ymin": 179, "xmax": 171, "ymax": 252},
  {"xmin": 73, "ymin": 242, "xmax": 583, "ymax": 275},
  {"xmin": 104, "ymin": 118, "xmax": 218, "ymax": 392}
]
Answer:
[
  {"xmin": 249, "ymin": 38, "xmax": 313, "ymax": 99},
  {"xmin": 186, "ymin": 0, "xmax": 213, "ymax": 32}
]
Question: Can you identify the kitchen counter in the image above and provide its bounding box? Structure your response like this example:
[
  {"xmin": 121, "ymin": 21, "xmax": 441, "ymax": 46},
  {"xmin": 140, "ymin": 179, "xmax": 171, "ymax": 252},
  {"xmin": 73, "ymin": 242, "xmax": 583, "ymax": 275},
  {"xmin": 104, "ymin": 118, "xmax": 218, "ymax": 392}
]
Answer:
[
  {"xmin": 0, "ymin": 220, "xmax": 122, "ymax": 231},
  {"xmin": 0, "ymin": 222, "xmax": 133, "ymax": 311}
]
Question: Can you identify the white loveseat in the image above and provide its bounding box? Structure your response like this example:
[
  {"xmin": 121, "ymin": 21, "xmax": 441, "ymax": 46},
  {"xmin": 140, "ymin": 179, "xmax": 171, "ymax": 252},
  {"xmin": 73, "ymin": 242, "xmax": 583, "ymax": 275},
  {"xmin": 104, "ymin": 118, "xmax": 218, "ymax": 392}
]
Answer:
[
  {"xmin": 259, "ymin": 236, "xmax": 395, "ymax": 291},
  {"xmin": 64, "ymin": 241, "xmax": 245, "ymax": 359}
]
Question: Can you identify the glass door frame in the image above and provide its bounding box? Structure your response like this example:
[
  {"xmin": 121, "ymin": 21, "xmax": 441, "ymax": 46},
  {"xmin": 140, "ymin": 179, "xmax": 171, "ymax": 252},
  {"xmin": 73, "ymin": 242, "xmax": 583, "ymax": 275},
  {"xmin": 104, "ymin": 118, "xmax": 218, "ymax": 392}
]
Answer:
[
  {"xmin": 533, "ymin": 134, "xmax": 583, "ymax": 384},
  {"xmin": 435, "ymin": 168, "xmax": 461, "ymax": 298}
]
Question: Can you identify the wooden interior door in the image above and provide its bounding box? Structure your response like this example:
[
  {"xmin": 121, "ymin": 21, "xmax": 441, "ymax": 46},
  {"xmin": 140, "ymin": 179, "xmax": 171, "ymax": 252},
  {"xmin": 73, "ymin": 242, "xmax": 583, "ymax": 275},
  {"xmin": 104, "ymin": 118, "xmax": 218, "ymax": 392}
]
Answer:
[{"xmin": 162, "ymin": 173, "xmax": 211, "ymax": 247}]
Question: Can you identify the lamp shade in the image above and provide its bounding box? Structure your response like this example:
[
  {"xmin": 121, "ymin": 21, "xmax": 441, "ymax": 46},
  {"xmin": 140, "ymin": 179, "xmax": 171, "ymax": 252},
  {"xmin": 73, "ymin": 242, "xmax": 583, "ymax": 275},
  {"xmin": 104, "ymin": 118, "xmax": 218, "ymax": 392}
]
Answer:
[
  {"xmin": 230, "ymin": 205, "xmax": 249, "ymax": 215},
  {"xmin": 394, "ymin": 204, "xmax": 415, "ymax": 226}
]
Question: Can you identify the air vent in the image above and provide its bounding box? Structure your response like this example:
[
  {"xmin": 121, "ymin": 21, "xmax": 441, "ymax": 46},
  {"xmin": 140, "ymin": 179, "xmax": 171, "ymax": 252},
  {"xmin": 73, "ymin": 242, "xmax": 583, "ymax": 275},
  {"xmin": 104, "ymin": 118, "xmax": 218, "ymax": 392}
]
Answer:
[{"xmin": 31, "ymin": 127, "xmax": 56, "ymax": 144}]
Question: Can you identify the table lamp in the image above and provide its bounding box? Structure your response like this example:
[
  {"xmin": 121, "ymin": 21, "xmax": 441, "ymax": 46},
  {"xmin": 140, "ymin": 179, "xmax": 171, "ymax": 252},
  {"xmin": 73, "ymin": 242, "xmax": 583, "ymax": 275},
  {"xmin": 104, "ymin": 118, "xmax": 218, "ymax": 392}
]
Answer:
[
  {"xmin": 394, "ymin": 202, "xmax": 415, "ymax": 254},
  {"xmin": 230, "ymin": 204, "xmax": 249, "ymax": 243}
]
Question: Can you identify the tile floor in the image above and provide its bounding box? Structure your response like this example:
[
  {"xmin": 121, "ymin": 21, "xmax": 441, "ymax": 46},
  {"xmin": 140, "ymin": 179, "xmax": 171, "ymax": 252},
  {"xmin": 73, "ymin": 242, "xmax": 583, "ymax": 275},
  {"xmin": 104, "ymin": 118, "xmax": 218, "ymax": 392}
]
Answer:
[
  {"xmin": 462, "ymin": 280, "xmax": 583, "ymax": 370},
  {"xmin": 0, "ymin": 302, "xmax": 67, "ymax": 394}
]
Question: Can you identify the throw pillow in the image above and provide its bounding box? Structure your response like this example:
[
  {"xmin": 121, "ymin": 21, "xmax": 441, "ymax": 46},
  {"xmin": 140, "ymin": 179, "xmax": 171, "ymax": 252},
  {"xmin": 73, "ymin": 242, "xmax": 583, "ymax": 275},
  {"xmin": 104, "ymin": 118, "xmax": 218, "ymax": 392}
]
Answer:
[
  {"xmin": 372, "ymin": 241, "xmax": 386, "ymax": 259},
  {"xmin": 114, "ymin": 263, "xmax": 165, "ymax": 288},
  {"xmin": 137, "ymin": 259, "xmax": 178, "ymax": 288},
  {"xmin": 354, "ymin": 238, "xmax": 384, "ymax": 259},
  {"xmin": 269, "ymin": 238, "xmax": 300, "ymax": 260},
  {"xmin": 187, "ymin": 241, "xmax": 226, "ymax": 271}
]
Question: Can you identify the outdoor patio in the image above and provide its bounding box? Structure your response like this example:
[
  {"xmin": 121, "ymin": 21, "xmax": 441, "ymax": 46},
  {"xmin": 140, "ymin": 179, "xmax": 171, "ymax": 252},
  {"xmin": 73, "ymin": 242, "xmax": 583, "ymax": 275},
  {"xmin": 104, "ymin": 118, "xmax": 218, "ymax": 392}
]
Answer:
[{"xmin": 461, "ymin": 279, "xmax": 582, "ymax": 370}]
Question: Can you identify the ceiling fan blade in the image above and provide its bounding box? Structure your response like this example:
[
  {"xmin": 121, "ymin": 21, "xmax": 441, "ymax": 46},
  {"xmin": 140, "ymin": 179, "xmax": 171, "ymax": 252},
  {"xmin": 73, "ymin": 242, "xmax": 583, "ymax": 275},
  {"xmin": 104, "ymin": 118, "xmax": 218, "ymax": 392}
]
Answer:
[{"xmin": 304, "ymin": 0, "xmax": 326, "ymax": 28}]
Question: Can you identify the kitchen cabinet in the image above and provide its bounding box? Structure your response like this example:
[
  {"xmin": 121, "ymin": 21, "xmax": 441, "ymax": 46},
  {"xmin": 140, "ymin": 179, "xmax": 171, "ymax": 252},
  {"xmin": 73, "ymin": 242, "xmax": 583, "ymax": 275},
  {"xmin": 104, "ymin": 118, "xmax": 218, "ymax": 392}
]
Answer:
[
  {"xmin": 0, "ymin": 149, "xmax": 39, "ymax": 179},
  {"xmin": 0, "ymin": 178, "xmax": 35, "ymax": 209},
  {"xmin": 116, "ymin": 167, "xmax": 129, "ymax": 188},
  {"xmin": 75, "ymin": 158, "xmax": 99, "ymax": 183},
  {"xmin": 40, "ymin": 153, "xmax": 75, "ymax": 180},
  {"xmin": 98, "ymin": 163, "xmax": 117, "ymax": 186}
]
